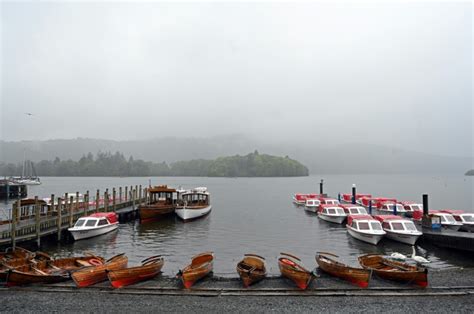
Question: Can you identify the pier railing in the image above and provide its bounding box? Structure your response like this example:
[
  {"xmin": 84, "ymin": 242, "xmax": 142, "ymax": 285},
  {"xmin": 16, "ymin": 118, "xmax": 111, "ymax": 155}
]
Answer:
[{"xmin": 0, "ymin": 185, "xmax": 148, "ymax": 247}]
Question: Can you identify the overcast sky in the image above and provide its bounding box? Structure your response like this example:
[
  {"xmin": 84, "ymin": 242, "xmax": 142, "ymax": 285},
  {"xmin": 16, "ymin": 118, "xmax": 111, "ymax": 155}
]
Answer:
[{"xmin": 0, "ymin": 1, "xmax": 472, "ymax": 157}]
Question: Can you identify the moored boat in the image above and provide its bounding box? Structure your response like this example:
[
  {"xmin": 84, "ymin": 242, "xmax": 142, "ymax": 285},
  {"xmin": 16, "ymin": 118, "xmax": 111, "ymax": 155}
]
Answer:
[
  {"xmin": 340, "ymin": 204, "xmax": 368, "ymax": 215},
  {"xmin": 430, "ymin": 211, "xmax": 463, "ymax": 231},
  {"xmin": 315, "ymin": 252, "xmax": 371, "ymax": 288},
  {"xmin": 107, "ymin": 255, "xmax": 164, "ymax": 288},
  {"xmin": 440, "ymin": 210, "xmax": 474, "ymax": 232},
  {"xmin": 292, "ymin": 193, "xmax": 319, "ymax": 206},
  {"xmin": 175, "ymin": 187, "xmax": 212, "ymax": 221},
  {"xmin": 68, "ymin": 212, "xmax": 119, "ymax": 241},
  {"xmin": 278, "ymin": 252, "xmax": 314, "ymax": 290},
  {"xmin": 401, "ymin": 202, "xmax": 423, "ymax": 218},
  {"xmin": 319, "ymin": 197, "xmax": 340, "ymax": 205},
  {"xmin": 177, "ymin": 252, "xmax": 214, "ymax": 288},
  {"xmin": 317, "ymin": 204, "xmax": 347, "ymax": 224},
  {"xmin": 71, "ymin": 253, "xmax": 128, "ymax": 288},
  {"xmin": 346, "ymin": 215, "xmax": 386, "ymax": 245},
  {"xmin": 374, "ymin": 215, "xmax": 422, "ymax": 245},
  {"xmin": 358, "ymin": 254, "xmax": 428, "ymax": 287},
  {"xmin": 138, "ymin": 185, "xmax": 177, "ymax": 223},
  {"xmin": 1, "ymin": 250, "xmax": 52, "ymax": 281},
  {"xmin": 304, "ymin": 198, "xmax": 321, "ymax": 213},
  {"xmin": 6, "ymin": 255, "xmax": 105, "ymax": 286},
  {"xmin": 236, "ymin": 254, "xmax": 266, "ymax": 287},
  {"xmin": 376, "ymin": 202, "xmax": 407, "ymax": 215},
  {"xmin": 341, "ymin": 193, "xmax": 372, "ymax": 204}
]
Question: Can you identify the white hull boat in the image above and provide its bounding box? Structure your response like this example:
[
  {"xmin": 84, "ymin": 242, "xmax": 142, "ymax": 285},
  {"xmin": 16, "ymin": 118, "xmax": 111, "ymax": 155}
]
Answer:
[
  {"xmin": 176, "ymin": 205, "xmax": 212, "ymax": 221},
  {"xmin": 385, "ymin": 231, "xmax": 421, "ymax": 245},
  {"xmin": 347, "ymin": 226, "xmax": 385, "ymax": 245},
  {"xmin": 68, "ymin": 212, "xmax": 119, "ymax": 241},
  {"xmin": 318, "ymin": 213, "xmax": 346, "ymax": 224}
]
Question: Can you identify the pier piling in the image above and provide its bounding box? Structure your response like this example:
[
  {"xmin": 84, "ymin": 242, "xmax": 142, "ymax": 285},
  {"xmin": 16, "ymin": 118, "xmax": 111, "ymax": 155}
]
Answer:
[
  {"xmin": 113, "ymin": 188, "xmax": 116, "ymax": 212},
  {"xmin": 96, "ymin": 190, "xmax": 100, "ymax": 213},
  {"xmin": 57, "ymin": 196, "xmax": 62, "ymax": 242},
  {"xmin": 319, "ymin": 179, "xmax": 324, "ymax": 195},
  {"xmin": 352, "ymin": 184, "xmax": 356, "ymax": 204},
  {"xmin": 34, "ymin": 196, "xmax": 40, "ymax": 246},
  {"xmin": 69, "ymin": 196, "xmax": 74, "ymax": 227},
  {"xmin": 11, "ymin": 199, "xmax": 19, "ymax": 249}
]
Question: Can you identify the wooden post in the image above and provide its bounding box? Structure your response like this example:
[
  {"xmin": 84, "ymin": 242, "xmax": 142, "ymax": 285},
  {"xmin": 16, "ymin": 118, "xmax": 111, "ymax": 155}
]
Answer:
[
  {"xmin": 57, "ymin": 197, "xmax": 62, "ymax": 242},
  {"xmin": 351, "ymin": 184, "xmax": 356, "ymax": 204},
  {"xmin": 35, "ymin": 196, "xmax": 41, "ymax": 247},
  {"xmin": 50, "ymin": 193, "xmax": 55, "ymax": 216},
  {"xmin": 69, "ymin": 196, "xmax": 74, "ymax": 227},
  {"xmin": 132, "ymin": 188, "xmax": 135, "ymax": 212},
  {"xmin": 84, "ymin": 191, "xmax": 89, "ymax": 216},
  {"xmin": 125, "ymin": 186, "xmax": 128, "ymax": 201},
  {"xmin": 11, "ymin": 199, "xmax": 19, "ymax": 249},
  {"xmin": 76, "ymin": 191, "xmax": 80, "ymax": 213},
  {"xmin": 119, "ymin": 187, "xmax": 122, "ymax": 203},
  {"xmin": 104, "ymin": 189, "xmax": 109, "ymax": 212},
  {"xmin": 96, "ymin": 189, "xmax": 100, "ymax": 213},
  {"xmin": 144, "ymin": 187, "xmax": 148, "ymax": 205},
  {"xmin": 113, "ymin": 188, "xmax": 116, "ymax": 212},
  {"xmin": 320, "ymin": 179, "xmax": 324, "ymax": 195},
  {"xmin": 139, "ymin": 185, "xmax": 142, "ymax": 205}
]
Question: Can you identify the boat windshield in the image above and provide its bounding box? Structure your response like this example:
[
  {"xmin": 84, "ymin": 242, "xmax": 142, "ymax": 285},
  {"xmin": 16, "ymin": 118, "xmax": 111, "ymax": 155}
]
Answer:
[
  {"xmin": 370, "ymin": 222, "xmax": 382, "ymax": 231},
  {"xmin": 391, "ymin": 222, "xmax": 405, "ymax": 231},
  {"xmin": 411, "ymin": 205, "xmax": 422, "ymax": 211},
  {"xmin": 350, "ymin": 208, "xmax": 367, "ymax": 215},
  {"xmin": 441, "ymin": 215, "xmax": 455, "ymax": 223},
  {"xmin": 462, "ymin": 215, "xmax": 474, "ymax": 222},
  {"xmin": 386, "ymin": 204, "xmax": 404, "ymax": 211},
  {"xmin": 74, "ymin": 219, "xmax": 86, "ymax": 227},
  {"xmin": 97, "ymin": 219, "xmax": 108, "ymax": 226},
  {"xmin": 327, "ymin": 208, "xmax": 336, "ymax": 214},
  {"xmin": 85, "ymin": 219, "xmax": 97, "ymax": 227},
  {"xmin": 404, "ymin": 222, "xmax": 417, "ymax": 231},
  {"xmin": 335, "ymin": 208, "xmax": 345, "ymax": 215},
  {"xmin": 358, "ymin": 222, "xmax": 370, "ymax": 230}
]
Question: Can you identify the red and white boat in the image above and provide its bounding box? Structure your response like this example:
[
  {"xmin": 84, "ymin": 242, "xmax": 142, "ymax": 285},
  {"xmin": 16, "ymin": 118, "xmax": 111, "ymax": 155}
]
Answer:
[
  {"xmin": 346, "ymin": 215, "xmax": 386, "ymax": 245},
  {"xmin": 401, "ymin": 202, "xmax": 423, "ymax": 218},
  {"xmin": 304, "ymin": 198, "xmax": 321, "ymax": 213},
  {"xmin": 292, "ymin": 193, "xmax": 319, "ymax": 206},
  {"xmin": 341, "ymin": 194, "xmax": 372, "ymax": 204},
  {"xmin": 373, "ymin": 215, "xmax": 422, "ymax": 245},
  {"xmin": 376, "ymin": 202, "xmax": 407, "ymax": 215},
  {"xmin": 68, "ymin": 212, "xmax": 119, "ymax": 241},
  {"xmin": 319, "ymin": 197, "xmax": 340, "ymax": 205},
  {"xmin": 340, "ymin": 204, "xmax": 368, "ymax": 215},
  {"xmin": 430, "ymin": 211, "xmax": 463, "ymax": 231},
  {"xmin": 317, "ymin": 204, "xmax": 347, "ymax": 224},
  {"xmin": 359, "ymin": 197, "xmax": 396, "ymax": 208},
  {"xmin": 440, "ymin": 210, "xmax": 474, "ymax": 232}
]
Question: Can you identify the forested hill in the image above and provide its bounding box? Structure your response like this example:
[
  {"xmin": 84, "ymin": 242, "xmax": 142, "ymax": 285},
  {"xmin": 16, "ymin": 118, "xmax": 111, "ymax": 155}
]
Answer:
[
  {"xmin": 0, "ymin": 151, "xmax": 309, "ymax": 177},
  {"xmin": 466, "ymin": 169, "xmax": 474, "ymax": 176}
]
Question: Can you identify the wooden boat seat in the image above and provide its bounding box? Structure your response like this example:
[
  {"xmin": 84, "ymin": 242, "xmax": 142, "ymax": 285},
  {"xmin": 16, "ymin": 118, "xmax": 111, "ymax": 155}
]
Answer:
[
  {"xmin": 76, "ymin": 260, "xmax": 92, "ymax": 267},
  {"xmin": 32, "ymin": 267, "xmax": 48, "ymax": 276}
]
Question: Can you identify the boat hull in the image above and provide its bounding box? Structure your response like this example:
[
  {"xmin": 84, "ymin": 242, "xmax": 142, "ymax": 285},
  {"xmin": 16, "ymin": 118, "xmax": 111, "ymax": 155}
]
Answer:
[
  {"xmin": 69, "ymin": 223, "xmax": 118, "ymax": 241},
  {"xmin": 442, "ymin": 224, "xmax": 462, "ymax": 231},
  {"xmin": 347, "ymin": 226, "xmax": 384, "ymax": 245},
  {"xmin": 236, "ymin": 255, "xmax": 266, "ymax": 287},
  {"xmin": 461, "ymin": 223, "xmax": 474, "ymax": 232},
  {"xmin": 138, "ymin": 204, "xmax": 176, "ymax": 222},
  {"xmin": 107, "ymin": 258, "xmax": 164, "ymax": 288},
  {"xmin": 175, "ymin": 205, "xmax": 212, "ymax": 221},
  {"xmin": 358, "ymin": 254, "xmax": 428, "ymax": 287},
  {"xmin": 304, "ymin": 206, "xmax": 318, "ymax": 213},
  {"xmin": 72, "ymin": 254, "xmax": 128, "ymax": 288},
  {"xmin": 318, "ymin": 213, "xmax": 346, "ymax": 224},
  {"xmin": 278, "ymin": 263, "xmax": 313, "ymax": 290},
  {"xmin": 316, "ymin": 253, "xmax": 371, "ymax": 288},
  {"xmin": 179, "ymin": 252, "xmax": 214, "ymax": 288},
  {"xmin": 385, "ymin": 230, "xmax": 421, "ymax": 245}
]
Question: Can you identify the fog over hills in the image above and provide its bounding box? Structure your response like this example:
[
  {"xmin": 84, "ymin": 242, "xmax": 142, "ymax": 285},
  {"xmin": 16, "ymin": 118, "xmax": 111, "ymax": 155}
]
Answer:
[{"xmin": 1, "ymin": 136, "xmax": 472, "ymax": 175}]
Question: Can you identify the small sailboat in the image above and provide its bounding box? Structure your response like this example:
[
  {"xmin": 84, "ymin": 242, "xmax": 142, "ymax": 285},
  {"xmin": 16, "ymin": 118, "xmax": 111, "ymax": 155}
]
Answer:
[{"xmin": 236, "ymin": 254, "xmax": 266, "ymax": 287}]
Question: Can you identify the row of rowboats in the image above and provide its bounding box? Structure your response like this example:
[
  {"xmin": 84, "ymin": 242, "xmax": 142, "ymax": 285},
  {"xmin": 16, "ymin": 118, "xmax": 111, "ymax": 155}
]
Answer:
[{"xmin": 0, "ymin": 248, "xmax": 428, "ymax": 289}]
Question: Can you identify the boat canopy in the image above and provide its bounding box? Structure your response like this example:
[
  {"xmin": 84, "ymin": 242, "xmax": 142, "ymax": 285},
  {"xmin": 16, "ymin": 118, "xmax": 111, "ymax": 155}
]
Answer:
[
  {"xmin": 440, "ymin": 209, "xmax": 465, "ymax": 215},
  {"xmin": 373, "ymin": 215, "xmax": 406, "ymax": 222},
  {"xmin": 90, "ymin": 212, "xmax": 118, "ymax": 224},
  {"xmin": 347, "ymin": 215, "xmax": 375, "ymax": 225}
]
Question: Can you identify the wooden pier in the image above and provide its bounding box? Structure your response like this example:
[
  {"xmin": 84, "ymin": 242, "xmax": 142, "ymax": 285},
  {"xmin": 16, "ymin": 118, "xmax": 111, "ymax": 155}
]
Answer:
[{"xmin": 0, "ymin": 185, "xmax": 148, "ymax": 248}]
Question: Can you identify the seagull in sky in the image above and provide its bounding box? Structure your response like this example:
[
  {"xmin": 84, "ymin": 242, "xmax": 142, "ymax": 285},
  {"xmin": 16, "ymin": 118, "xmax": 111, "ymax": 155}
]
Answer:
[{"xmin": 24, "ymin": 113, "xmax": 34, "ymax": 116}]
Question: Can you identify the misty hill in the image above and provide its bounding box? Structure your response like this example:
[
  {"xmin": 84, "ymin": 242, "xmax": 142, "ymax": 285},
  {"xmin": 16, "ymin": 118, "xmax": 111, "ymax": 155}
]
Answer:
[
  {"xmin": 466, "ymin": 170, "xmax": 474, "ymax": 176},
  {"xmin": 0, "ymin": 136, "xmax": 472, "ymax": 174},
  {"xmin": 0, "ymin": 151, "xmax": 308, "ymax": 177}
]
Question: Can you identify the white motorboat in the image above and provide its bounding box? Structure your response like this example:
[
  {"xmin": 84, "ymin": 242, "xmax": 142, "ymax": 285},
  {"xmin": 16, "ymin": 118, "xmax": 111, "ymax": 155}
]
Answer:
[
  {"xmin": 441, "ymin": 210, "xmax": 474, "ymax": 232},
  {"xmin": 175, "ymin": 187, "xmax": 212, "ymax": 221},
  {"xmin": 377, "ymin": 202, "xmax": 407, "ymax": 215},
  {"xmin": 340, "ymin": 204, "xmax": 368, "ymax": 215},
  {"xmin": 292, "ymin": 193, "xmax": 319, "ymax": 206},
  {"xmin": 68, "ymin": 212, "xmax": 119, "ymax": 241},
  {"xmin": 304, "ymin": 198, "xmax": 321, "ymax": 213},
  {"xmin": 374, "ymin": 215, "xmax": 422, "ymax": 245},
  {"xmin": 430, "ymin": 211, "xmax": 463, "ymax": 231},
  {"xmin": 319, "ymin": 197, "xmax": 340, "ymax": 205},
  {"xmin": 346, "ymin": 215, "xmax": 386, "ymax": 245},
  {"xmin": 317, "ymin": 205, "xmax": 347, "ymax": 224}
]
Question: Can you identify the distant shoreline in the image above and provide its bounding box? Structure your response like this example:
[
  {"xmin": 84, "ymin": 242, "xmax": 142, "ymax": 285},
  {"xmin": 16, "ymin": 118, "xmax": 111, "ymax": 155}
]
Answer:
[{"xmin": 465, "ymin": 169, "xmax": 474, "ymax": 176}]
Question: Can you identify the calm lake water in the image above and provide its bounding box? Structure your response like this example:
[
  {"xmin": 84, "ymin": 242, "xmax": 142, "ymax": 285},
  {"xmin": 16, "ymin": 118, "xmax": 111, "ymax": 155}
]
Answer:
[{"xmin": 2, "ymin": 175, "xmax": 473, "ymax": 275}]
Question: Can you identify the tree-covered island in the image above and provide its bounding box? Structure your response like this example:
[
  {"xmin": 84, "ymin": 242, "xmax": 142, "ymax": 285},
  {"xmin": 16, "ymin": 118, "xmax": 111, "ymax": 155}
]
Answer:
[
  {"xmin": 0, "ymin": 151, "xmax": 309, "ymax": 177},
  {"xmin": 465, "ymin": 169, "xmax": 474, "ymax": 176}
]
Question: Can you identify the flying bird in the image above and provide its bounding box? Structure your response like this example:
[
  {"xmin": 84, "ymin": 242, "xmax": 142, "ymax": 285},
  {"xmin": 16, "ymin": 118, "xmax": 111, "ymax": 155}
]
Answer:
[{"xmin": 24, "ymin": 113, "xmax": 34, "ymax": 116}]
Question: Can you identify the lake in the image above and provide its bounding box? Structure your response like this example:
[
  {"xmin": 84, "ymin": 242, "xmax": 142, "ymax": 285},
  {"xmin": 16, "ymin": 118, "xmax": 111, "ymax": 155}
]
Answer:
[{"xmin": 2, "ymin": 175, "xmax": 473, "ymax": 276}]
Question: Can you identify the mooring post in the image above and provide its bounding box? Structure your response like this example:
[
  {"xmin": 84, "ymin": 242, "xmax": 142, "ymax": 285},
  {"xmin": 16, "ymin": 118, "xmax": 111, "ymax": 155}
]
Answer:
[
  {"xmin": 119, "ymin": 187, "xmax": 122, "ymax": 203},
  {"xmin": 352, "ymin": 184, "xmax": 356, "ymax": 204},
  {"xmin": 319, "ymin": 179, "xmax": 324, "ymax": 195},
  {"xmin": 132, "ymin": 187, "xmax": 136, "ymax": 211},
  {"xmin": 369, "ymin": 200, "xmax": 372, "ymax": 215},
  {"xmin": 85, "ymin": 191, "xmax": 89, "ymax": 215},
  {"xmin": 139, "ymin": 185, "xmax": 142, "ymax": 204},
  {"xmin": 69, "ymin": 196, "xmax": 74, "ymax": 227},
  {"xmin": 96, "ymin": 189, "xmax": 100, "ymax": 213},
  {"xmin": 35, "ymin": 196, "xmax": 41, "ymax": 247},
  {"xmin": 393, "ymin": 201, "xmax": 397, "ymax": 216},
  {"xmin": 422, "ymin": 194, "xmax": 429, "ymax": 216},
  {"xmin": 57, "ymin": 197, "xmax": 62, "ymax": 242},
  {"xmin": 125, "ymin": 186, "xmax": 128, "ymax": 201},
  {"xmin": 11, "ymin": 199, "xmax": 19, "ymax": 249},
  {"xmin": 50, "ymin": 194, "xmax": 55, "ymax": 215},
  {"xmin": 144, "ymin": 187, "xmax": 148, "ymax": 205},
  {"xmin": 75, "ymin": 191, "xmax": 79, "ymax": 213},
  {"xmin": 64, "ymin": 192, "xmax": 69, "ymax": 221},
  {"xmin": 104, "ymin": 189, "xmax": 109, "ymax": 212},
  {"xmin": 338, "ymin": 193, "xmax": 341, "ymax": 203},
  {"xmin": 112, "ymin": 188, "xmax": 116, "ymax": 212}
]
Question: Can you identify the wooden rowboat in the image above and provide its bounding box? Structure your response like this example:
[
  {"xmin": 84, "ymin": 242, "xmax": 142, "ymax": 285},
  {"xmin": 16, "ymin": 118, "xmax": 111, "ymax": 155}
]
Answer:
[
  {"xmin": 278, "ymin": 252, "xmax": 314, "ymax": 290},
  {"xmin": 236, "ymin": 254, "xmax": 266, "ymax": 287},
  {"xmin": 0, "ymin": 247, "xmax": 34, "ymax": 261},
  {"xmin": 107, "ymin": 255, "xmax": 164, "ymax": 288},
  {"xmin": 177, "ymin": 252, "xmax": 213, "ymax": 288},
  {"xmin": 72, "ymin": 253, "xmax": 128, "ymax": 288},
  {"xmin": 358, "ymin": 254, "xmax": 428, "ymax": 287},
  {"xmin": 1, "ymin": 250, "xmax": 52, "ymax": 282},
  {"xmin": 6, "ymin": 255, "xmax": 105, "ymax": 286},
  {"xmin": 315, "ymin": 252, "xmax": 371, "ymax": 288}
]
